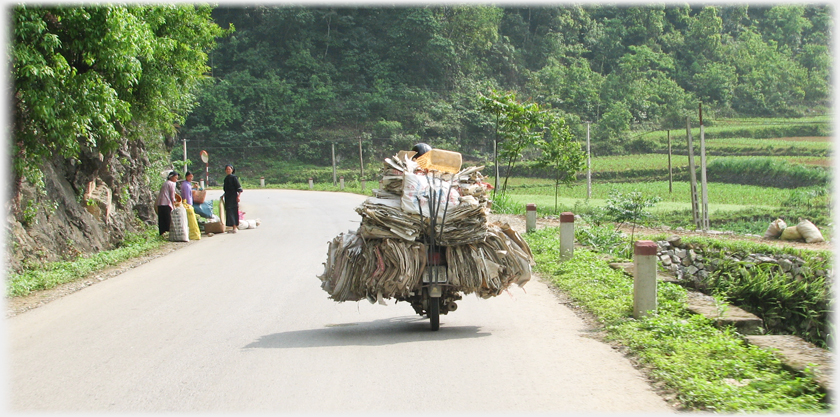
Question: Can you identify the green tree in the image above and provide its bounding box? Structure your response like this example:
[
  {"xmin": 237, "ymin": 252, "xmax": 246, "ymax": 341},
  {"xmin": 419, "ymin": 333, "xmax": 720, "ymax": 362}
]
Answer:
[
  {"xmin": 726, "ymin": 29, "xmax": 809, "ymax": 116},
  {"xmin": 535, "ymin": 114, "xmax": 586, "ymax": 212},
  {"xmin": 531, "ymin": 56, "xmax": 603, "ymax": 122},
  {"xmin": 434, "ymin": 5, "xmax": 503, "ymax": 74},
  {"xmin": 602, "ymin": 190, "xmax": 661, "ymax": 256},
  {"xmin": 761, "ymin": 5, "xmax": 811, "ymax": 54},
  {"xmin": 604, "ymin": 45, "xmax": 694, "ymax": 126},
  {"xmin": 12, "ymin": 5, "xmax": 226, "ymax": 203},
  {"xmin": 479, "ymin": 89, "xmax": 545, "ymax": 196}
]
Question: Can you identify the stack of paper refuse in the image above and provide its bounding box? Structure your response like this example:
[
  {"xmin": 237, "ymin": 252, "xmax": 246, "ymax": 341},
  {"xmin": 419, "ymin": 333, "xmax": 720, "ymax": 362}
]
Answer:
[{"xmin": 318, "ymin": 150, "xmax": 533, "ymax": 303}]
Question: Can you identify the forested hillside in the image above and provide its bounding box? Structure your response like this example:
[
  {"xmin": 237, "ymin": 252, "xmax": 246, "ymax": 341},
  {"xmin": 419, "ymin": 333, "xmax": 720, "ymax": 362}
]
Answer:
[
  {"xmin": 7, "ymin": 4, "xmax": 832, "ymax": 271},
  {"xmin": 183, "ymin": 5, "xmax": 831, "ymax": 167}
]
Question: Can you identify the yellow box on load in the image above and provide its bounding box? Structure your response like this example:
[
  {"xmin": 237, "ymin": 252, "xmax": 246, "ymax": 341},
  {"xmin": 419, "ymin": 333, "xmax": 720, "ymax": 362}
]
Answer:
[{"xmin": 414, "ymin": 149, "xmax": 462, "ymax": 173}]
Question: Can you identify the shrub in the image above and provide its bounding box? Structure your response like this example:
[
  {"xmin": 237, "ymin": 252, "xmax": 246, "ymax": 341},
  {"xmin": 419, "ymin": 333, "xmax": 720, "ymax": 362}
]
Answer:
[{"xmin": 705, "ymin": 157, "xmax": 830, "ymax": 188}]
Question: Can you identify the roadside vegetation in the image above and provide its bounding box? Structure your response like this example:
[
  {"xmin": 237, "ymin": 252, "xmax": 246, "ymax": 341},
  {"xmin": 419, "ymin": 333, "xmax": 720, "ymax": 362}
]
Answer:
[
  {"xmin": 6, "ymin": 229, "xmax": 167, "ymax": 298},
  {"xmin": 524, "ymin": 227, "xmax": 829, "ymax": 412}
]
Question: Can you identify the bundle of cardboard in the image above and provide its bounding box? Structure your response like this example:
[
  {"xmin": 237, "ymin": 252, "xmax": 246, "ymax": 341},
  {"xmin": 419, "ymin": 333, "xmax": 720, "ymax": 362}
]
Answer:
[{"xmin": 318, "ymin": 149, "xmax": 533, "ymax": 303}]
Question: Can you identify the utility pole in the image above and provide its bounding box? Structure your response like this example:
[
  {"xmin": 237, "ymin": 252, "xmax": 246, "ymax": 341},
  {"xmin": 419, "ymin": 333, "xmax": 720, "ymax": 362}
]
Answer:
[
  {"xmin": 359, "ymin": 135, "xmax": 365, "ymax": 181},
  {"xmin": 332, "ymin": 143, "xmax": 337, "ymax": 186},
  {"xmin": 667, "ymin": 130, "xmax": 672, "ymax": 193},
  {"xmin": 686, "ymin": 117, "xmax": 701, "ymax": 230},
  {"xmin": 586, "ymin": 121, "xmax": 591, "ymax": 199},
  {"xmin": 699, "ymin": 103, "xmax": 709, "ymax": 231},
  {"xmin": 493, "ymin": 113, "xmax": 500, "ymax": 195},
  {"xmin": 182, "ymin": 138, "xmax": 187, "ymax": 173}
]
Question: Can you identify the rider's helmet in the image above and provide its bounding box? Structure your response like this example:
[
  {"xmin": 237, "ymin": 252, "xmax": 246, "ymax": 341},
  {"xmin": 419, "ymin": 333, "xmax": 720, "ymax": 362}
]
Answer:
[{"xmin": 411, "ymin": 143, "xmax": 432, "ymax": 159}]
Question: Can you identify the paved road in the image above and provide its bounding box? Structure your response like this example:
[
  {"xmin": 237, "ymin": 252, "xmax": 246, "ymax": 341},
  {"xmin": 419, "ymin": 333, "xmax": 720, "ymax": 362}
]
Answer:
[{"xmin": 7, "ymin": 189, "xmax": 674, "ymax": 413}]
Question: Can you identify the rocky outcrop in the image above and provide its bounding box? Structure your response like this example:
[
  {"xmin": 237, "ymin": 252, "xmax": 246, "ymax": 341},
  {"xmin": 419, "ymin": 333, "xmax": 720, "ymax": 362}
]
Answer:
[{"xmin": 6, "ymin": 138, "xmax": 165, "ymax": 273}]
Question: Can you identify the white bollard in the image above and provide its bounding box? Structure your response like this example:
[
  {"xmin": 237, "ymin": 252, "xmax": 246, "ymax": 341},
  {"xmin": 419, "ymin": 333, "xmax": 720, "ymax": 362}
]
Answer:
[
  {"xmin": 559, "ymin": 212, "xmax": 575, "ymax": 261},
  {"xmin": 361, "ymin": 179, "xmax": 366, "ymax": 192},
  {"xmin": 308, "ymin": 177, "xmax": 314, "ymax": 190},
  {"xmin": 526, "ymin": 203, "xmax": 537, "ymax": 233},
  {"xmin": 339, "ymin": 176, "xmax": 345, "ymax": 190},
  {"xmin": 260, "ymin": 177, "xmax": 265, "ymax": 188},
  {"xmin": 633, "ymin": 240, "xmax": 658, "ymax": 319}
]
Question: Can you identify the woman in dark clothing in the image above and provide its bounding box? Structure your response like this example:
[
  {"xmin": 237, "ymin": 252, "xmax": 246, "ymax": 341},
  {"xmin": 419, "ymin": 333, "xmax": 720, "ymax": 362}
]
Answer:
[{"xmin": 223, "ymin": 164, "xmax": 243, "ymax": 233}]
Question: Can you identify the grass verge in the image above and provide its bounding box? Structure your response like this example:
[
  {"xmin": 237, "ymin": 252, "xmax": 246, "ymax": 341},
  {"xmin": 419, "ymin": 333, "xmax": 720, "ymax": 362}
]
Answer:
[
  {"xmin": 524, "ymin": 227, "xmax": 829, "ymax": 412},
  {"xmin": 6, "ymin": 228, "xmax": 167, "ymax": 298}
]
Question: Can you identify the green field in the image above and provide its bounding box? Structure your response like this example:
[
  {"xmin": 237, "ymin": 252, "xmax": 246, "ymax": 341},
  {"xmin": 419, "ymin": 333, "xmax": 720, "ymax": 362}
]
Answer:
[
  {"xmin": 589, "ymin": 153, "xmax": 831, "ymax": 172},
  {"xmin": 492, "ymin": 178, "xmax": 784, "ymax": 212}
]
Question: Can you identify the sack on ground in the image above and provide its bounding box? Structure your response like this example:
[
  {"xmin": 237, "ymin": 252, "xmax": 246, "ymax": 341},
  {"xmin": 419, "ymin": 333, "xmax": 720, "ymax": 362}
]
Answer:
[
  {"xmin": 796, "ymin": 219, "xmax": 825, "ymax": 243},
  {"xmin": 193, "ymin": 200, "xmax": 214, "ymax": 218},
  {"xmin": 204, "ymin": 221, "xmax": 225, "ymax": 234},
  {"xmin": 763, "ymin": 218, "xmax": 787, "ymax": 239},
  {"xmin": 780, "ymin": 226, "xmax": 803, "ymax": 241},
  {"xmin": 184, "ymin": 204, "xmax": 201, "ymax": 241},
  {"xmin": 170, "ymin": 205, "xmax": 189, "ymax": 242}
]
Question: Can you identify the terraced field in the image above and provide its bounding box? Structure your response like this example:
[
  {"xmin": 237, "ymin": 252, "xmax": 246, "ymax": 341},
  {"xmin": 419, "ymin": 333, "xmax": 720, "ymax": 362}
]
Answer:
[{"xmin": 496, "ymin": 116, "xmax": 832, "ymax": 235}]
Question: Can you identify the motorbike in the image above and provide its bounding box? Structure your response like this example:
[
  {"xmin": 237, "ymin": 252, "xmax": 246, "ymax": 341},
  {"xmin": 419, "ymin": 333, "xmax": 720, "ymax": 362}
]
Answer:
[{"xmin": 401, "ymin": 173, "xmax": 460, "ymax": 331}]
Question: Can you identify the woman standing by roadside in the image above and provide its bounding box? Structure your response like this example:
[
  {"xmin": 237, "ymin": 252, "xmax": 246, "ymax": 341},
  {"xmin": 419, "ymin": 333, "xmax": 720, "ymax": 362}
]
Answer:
[
  {"xmin": 181, "ymin": 171, "xmax": 194, "ymax": 205},
  {"xmin": 223, "ymin": 164, "xmax": 243, "ymax": 233},
  {"xmin": 156, "ymin": 171, "xmax": 179, "ymax": 235}
]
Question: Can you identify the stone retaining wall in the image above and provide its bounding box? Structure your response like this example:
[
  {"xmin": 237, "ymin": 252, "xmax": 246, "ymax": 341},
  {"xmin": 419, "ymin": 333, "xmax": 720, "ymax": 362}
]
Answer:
[{"xmin": 655, "ymin": 235, "xmax": 832, "ymax": 288}]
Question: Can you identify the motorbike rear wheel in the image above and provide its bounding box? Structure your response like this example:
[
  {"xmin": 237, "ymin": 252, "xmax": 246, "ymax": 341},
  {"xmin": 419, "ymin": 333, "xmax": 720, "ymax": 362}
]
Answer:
[{"xmin": 428, "ymin": 296, "xmax": 440, "ymax": 331}]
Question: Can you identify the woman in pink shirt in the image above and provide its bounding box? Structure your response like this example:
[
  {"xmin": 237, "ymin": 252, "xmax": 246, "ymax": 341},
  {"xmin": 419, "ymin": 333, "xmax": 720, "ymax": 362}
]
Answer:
[{"xmin": 156, "ymin": 171, "xmax": 179, "ymax": 235}]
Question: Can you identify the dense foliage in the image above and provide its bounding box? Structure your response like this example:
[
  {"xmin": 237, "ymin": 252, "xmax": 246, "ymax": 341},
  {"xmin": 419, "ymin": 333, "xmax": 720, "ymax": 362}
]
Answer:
[
  {"xmin": 181, "ymin": 5, "xmax": 831, "ymax": 170},
  {"xmin": 12, "ymin": 5, "xmax": 226, "ymax": 203}
]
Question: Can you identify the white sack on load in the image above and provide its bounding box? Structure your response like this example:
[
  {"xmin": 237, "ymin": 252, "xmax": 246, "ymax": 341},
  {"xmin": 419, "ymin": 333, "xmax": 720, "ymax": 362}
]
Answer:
[
  {"xmin": 317, "ymin": 230, "xmax": 427, "ymax": 302},
  {"xmin": 763, "ymin": 218, "xmax": 787, "ymax": 239},
  {"xmin": 796, "ymin": 218, "xmax": 825, "ymax": 243},
  {"xmin": 780, "ymin": 226, "xmax": 803, "ymax": 241},
  {"xmin": 401, "ymin": 172, "xmax": 460, "ymax": 219}
]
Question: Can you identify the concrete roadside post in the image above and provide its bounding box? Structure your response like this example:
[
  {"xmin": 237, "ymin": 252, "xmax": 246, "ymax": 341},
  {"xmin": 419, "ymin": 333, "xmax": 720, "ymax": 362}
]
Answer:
[
  {"xmin": 633, "ymin": 240, "xmax": 658, "ymax": 319},
  {"xmin": 308, "ymin": 177, "xmax": 314, "ymax": 190},
  {"xmin": 339, "ymin": 176, "xmax": 345, "ymax": 190},
  {"xmin": 260, "ymin": 177, "xmax": 265, "ymax": 188},
  {"xmin": 361, "ymin": 179, "xmax": 366, "ymax": 192},
  {"xmin": 526, "ymin": 204, "xmax": 537, "ymax": 233},
  {"xmin": 559, "ymin": 212, "xmax": 575, "ymax": 261}
]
